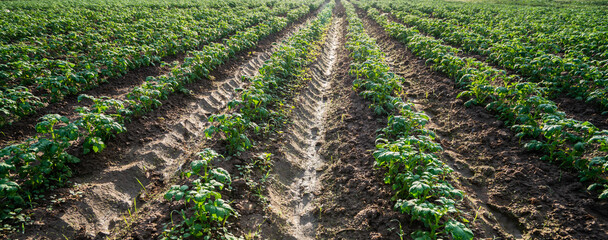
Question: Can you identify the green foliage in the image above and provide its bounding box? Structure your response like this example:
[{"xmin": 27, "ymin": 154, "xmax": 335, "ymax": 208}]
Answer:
[
  {"xmin": 343, "ymin": 1, "xmax": 472, "ymax": 239},
  {"xmin": 362, "ymin": 0, "xmax": 608, "ymax": 200},
  {"xmin": 0, "ymin": 0, "xmax": 317, "ymax": 128},
  {"xmin": 161, "ymin": 149, "xmax": 238, "ymax": 240},
  {"xmin": 0, "ymin": 0, "xmax": 326, "ymax": 234},
  {"xmin": 205, "ymin": 2, "xmax": 334, "ymax": 155},
  {"xmin": 206, "ymin": 113, "xmax": 258, "ymax": 154}
]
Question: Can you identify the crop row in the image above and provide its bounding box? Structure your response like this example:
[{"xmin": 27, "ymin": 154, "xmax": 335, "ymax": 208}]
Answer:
[
  {"xmin": 372, "ymin": 2, "xmax": 608, "ymax": 113},
  {"xmin": 0, "ymin": 7, "xmax": 247, "ymax": 68},
  {"xmin": 0, "ymin": 0, "xmax": 282, "ymax": 43},
  {"xmin": 354, "ymin": 1, "xmax": 608, "ymax": 200},
  {"xmin": 343, "ymin": 1, "xmax": 473, "ymax": 239},
  {"xmin": 0, "ymin": 1, "xmax": 308, "ymax": 127},
  {"xmin": 378, "ymin": 0, "xmax": 608, "ymax": 63},
  {"xmin": 161, "ymin": 149, "xmax": 236, "ymax": 239},
  {"xmin": 0, "ymin": 8, "xmax": 261, "ymax": 86},
  {"xmin": 162, "ymin": 3, "xmax": 334, "ymax": 239},
  {"xmin": 0, "ymin": 1, "xmax": 322, "ymax": 230},
  {"xmin": 205, "ymin": 1, "xmax": 334, "ymax": 156}
]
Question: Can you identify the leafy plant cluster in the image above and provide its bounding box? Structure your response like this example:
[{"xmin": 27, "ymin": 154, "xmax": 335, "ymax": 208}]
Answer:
[
  {"xmin": 125, "ymin": 16, "xmax": 291, "ymax": 115},
  {"xmin": 0, "ymin": 1, "xmax": 323, "ymax": 232},
  {"xmin": 374, "ymin": 4, "xmax": 608, "ymax": 114},
  {"xmin": 0, "ymin": 0, "xmax": 299, "ymax": 128},
  {"xmin": 372, "ymin": 0, "xmax": 608, "ymax": 63},
  {"xmin": 205, "ymin": 1, "xmax": 335, "ymax": 155},
  {"xmin": 343, "ymin": 2, "xmax": 473, "ymax": 239},
  {"xmin": 0, "ymin": 95, "xmax": 128, "ymax": 229},
  {"xmin": 161, "ymin": 149, "xmax": 239, "ymax": 240},
  {"xmin": 0, "ymin": 86, "xmax": 43, "ymax": 126},
  {"xmin": 362, "ymin": 3, "xmax": 608, "ymax": 200},
  {"xmin": 161, "ymin": 2, "xmax": 334, "ymax": 237},
  {"xmin": 123, "ymin": 0, "xmax": 326, "ymax": 116}
]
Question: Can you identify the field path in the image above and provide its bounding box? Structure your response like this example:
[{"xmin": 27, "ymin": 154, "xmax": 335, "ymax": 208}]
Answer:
[
  {"xmin": 267, "ymin": 10, "xmax": 342, "ymax": 240},
  {"xmin": 257, "ymin": 2, "xmax": 409, "ymax": 239}
]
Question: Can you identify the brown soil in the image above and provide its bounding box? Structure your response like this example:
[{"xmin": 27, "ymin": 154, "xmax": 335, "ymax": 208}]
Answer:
[
  {"xmin": 553, "ymin": 96, "xmax": 608, "ymax": 130},
  {"xmin": 359, "ymin": 5, "xmax": 608, "ymax": 240},
  {"xmin": 6, "ymin": 1, "xmax": 608, "ymax": 240},
  {"xmin": 377, "ymin": 8, "xmax": 608, "ymax": 130},
  {"xmin": 264, "ymin": 2, "xmax": 407, "ymax": 238},
  {"xmin": 0, "ymin": 10, "xmax": 292, "ymax": 148},
  {"xmin": 312, "ymin": 3, "xmax": 409, "ymax": 239},
  {"xmin": 0, "ymin": 60, "xmax": 172, "ymax": 147},
  {"xmin": 7, "ymin": 4, "xmax": 326, "ymax": 239}
]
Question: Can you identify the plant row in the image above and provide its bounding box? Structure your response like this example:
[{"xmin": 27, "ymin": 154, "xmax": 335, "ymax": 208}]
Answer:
[
  {"xmin": 161, "ymin": 149, "xmax": 238, "ymax": 239},
  {"xmin": 0, "ymin": 7, "xmax": 263, "ymax": 88},
  {"xmin": 161, "ymin": 2, "xmax": 335, "ymax": 239},
  {"xmin": 0, "ymin": 1, "xmax": 315, "ymax": 127},
  {"xmin": 373, "ymin": 0, "xmax": 608, "ymax": 63},
  {"xmin": 0, "ymin": 0, "xmax": 279, "ymax": 43},
  {"xmin": 357, "ymin": 2, "xmax": 608, "ymax": 200},
  {"xmin": 372, "ymin": 3, "xmax": 608, "ymax": 114},
  {"xmin": 343, "ymin": 1, "xmax": 473, "ymax": 239},
  {"xmin": 204, "ymin": 1, "xmax": 334, "ymax": 155},
  {"xmin": 0, "ymin": 4, "xmax": 318, "ymax": 230}
]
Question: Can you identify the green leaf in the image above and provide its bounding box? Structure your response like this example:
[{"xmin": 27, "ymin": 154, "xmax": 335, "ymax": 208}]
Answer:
[
  {"xmin": 599, "ymin": 188, "xmax": 608, "ymax": 200},
  {"xmin": 175, "ymin": 191, "xmax": 185, "ymax": 201},
  {"xmin": 411, "ymin": 230, "xmax": 433, "ymax": 240},
  {"xmin": 445, "ymin": 219, "xmax": 474, "ymax": 240},
  {"xmin": 190, "ymin": 160, "xmax": 208, "ymax": 175},
  {"xmin": 574, "ymin": 142, "xmax": 585, "ymax": 152},
  {"xmin": 205, "ymin": 199, "xmax": 234, "ymax": 222},
  {"xmin": 210, "ymin": 168, "xmax": 231, "ymax": 185}
]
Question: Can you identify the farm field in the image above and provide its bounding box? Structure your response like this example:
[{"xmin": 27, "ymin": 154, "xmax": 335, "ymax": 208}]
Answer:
[{"xmin": 1, "ymin": 0, "xmax": 608, "ymax": 239}]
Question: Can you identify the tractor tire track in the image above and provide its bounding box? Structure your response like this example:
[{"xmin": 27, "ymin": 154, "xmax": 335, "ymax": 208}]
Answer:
[
  {"xmin": 266, "ymin": 12, "xmax": 343, "ymax": 240},
  {"xmin": 263, "ymin": 1, "xmax": 407, "ymax": 239}
]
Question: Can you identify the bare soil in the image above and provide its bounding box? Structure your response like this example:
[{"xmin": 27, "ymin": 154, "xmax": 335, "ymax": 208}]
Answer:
[
  {"xmin": 6, "ymin": 1, "xmax": 608, "ymax": 240},
  {"xmin": 359, "ymin": 6, "xmax": 608, "ymax": 239},
  {"xmin": 312, "ymin": 3, "xmax": 410, "ymax": 239},
  {"xmin": 553, "ymin": 96, "xmax": 608, "ymax": 130},
  {"xmin": 7, "ymin": 5, "xmax": 325, "ymax": 239}
]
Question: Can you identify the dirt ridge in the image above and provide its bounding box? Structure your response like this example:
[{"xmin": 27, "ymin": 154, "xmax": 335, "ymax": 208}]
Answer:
[
  {"xmin": 266, "ymin": 12, "xmax": 342, "ymax": 240},
  {"xmin": 9, "ymin": 8, "xmax": 324, "ymax": 239},
  {"xmin": 358, "ymin": 4, "xmax": 608, "ymax": 239}
]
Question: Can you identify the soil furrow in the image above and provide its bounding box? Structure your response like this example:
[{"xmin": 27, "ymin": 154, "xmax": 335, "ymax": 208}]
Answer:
[
  {"xmin": 9, "ymin": 8, "xmax": 324, "ymax": 239},
  {"xmin": 376, "ymin": 8, "xmax": 608, "ymax": 131},
  {"xmin": 0, "ymin": 6, "xmax": 323, "ymax": 149},
  {"xmin": 359, "ymin": 6, "xmax": 608, "ymax": 240},
  {"xmin": 267, "ymin": 11, "xmax": 343, "ymax": 240},
  {"xmin": 307, "ymin": 4, "xmax": 413, "ymax": 239}
]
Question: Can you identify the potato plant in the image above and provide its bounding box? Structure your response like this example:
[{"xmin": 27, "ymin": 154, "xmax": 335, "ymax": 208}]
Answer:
[
  {"xmin": 205, "ymin": 2, "xmax": 334, "ymax": 155},
  {"xmin": 383, "ymin": 5, "xmax": 608, "ymax": 113},
  {"xmin": 0, "ymin": 1, "xmax": 323, "ymax": 231},
  {"xmin": 362, "ymin": 2, "xmax": 608, "ymax": 200},
  {"xmin": 0, "ymin": 0, "xmax": 321, "ymax": 128},
  {"xmin": 161, "ymin": 149, "xmax": 238, "ymax": 240},
  {"xmin": 343, "ymin": 2, "xmax": 473, "ymax": 239}
]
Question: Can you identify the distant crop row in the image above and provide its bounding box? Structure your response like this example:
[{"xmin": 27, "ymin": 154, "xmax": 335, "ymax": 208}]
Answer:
[
  {"xmin": 353, "ymin": 0, "xmax": 608, "ymax": 201},
  {"xmin": 0, "ymin": 0, "xmax": 321, "ymax": 231},
  {"xmin": 379, "ymin": 0, "xmax": 608, "ymax": 62},
  {"xmin": 375, "ymin": 2, "xmax": 608, "ymax": 113},
  {"xmin": 0, "ymin": 0, "xmax": 303, "ymax": 127}
]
